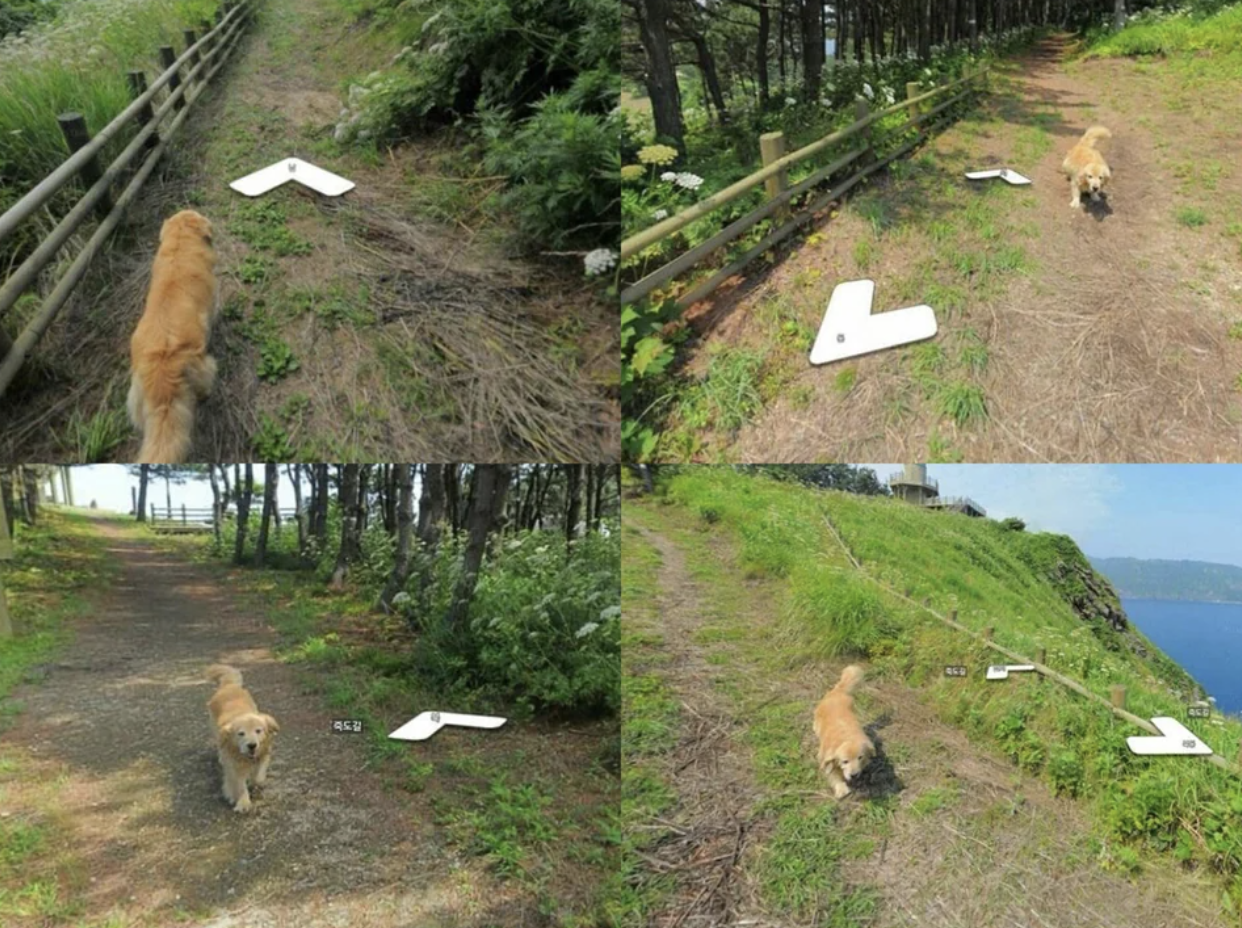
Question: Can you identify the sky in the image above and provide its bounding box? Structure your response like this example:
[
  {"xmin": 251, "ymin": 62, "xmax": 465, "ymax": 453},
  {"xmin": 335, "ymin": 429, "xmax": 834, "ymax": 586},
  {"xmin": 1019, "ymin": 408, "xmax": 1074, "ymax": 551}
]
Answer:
[
  {"xmin": 863, "ymin": 464, "xmax": 1242, "ymax": 569},
  {"xmin": 63, "ymin": 466, "xmax": 305, "ymax": 516}
]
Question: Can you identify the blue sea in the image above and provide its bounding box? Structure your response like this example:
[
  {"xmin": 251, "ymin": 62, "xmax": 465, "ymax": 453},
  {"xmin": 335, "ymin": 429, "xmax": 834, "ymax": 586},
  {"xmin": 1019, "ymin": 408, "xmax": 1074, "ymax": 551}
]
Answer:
[{"xmin": 1123, "ymin": 598, "xmax": 1242, "ymax": 716}]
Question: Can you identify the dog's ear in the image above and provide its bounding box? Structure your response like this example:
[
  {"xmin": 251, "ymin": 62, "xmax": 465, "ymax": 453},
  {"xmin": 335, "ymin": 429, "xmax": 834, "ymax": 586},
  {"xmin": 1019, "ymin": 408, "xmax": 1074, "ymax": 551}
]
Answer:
[{"xmin": 262, "ymin": 714, "xmax": 280, "ymax": 734}]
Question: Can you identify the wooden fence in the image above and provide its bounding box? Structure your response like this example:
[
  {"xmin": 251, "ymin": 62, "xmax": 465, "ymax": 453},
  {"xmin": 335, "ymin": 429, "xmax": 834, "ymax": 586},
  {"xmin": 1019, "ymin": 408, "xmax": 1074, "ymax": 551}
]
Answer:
[
  {"xmin": 620, "ymin": 67, "xmax": 989, "ymax": 309},
  {"xmin": 146, "ymin": 504, "xmax": 298, "ymax": 533},
  {"xmin": 0, "ymin": 0, "xmax": 256, "ymax": 396},
  {"xmin": 820, "ymin": 512, "xmax": 1242, "ymax": 776}
]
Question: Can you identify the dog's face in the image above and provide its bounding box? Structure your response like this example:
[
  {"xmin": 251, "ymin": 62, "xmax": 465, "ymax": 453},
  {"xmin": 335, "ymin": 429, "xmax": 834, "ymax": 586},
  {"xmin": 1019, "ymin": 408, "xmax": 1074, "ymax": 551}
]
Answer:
[
  {"xmin": 835, "ymin": 736, "xmax": 875, "ymax": 782},
  {"xmin": 221, "ymin": 712, "xmax": 278, "ymax": 758},
  {"xmin": 1079, "ymin": 165, "xmax": 1109, "ymax": 194},
  {"xmin": 161, "ymin": 209, "xmax": 214, "ymax": 245}
]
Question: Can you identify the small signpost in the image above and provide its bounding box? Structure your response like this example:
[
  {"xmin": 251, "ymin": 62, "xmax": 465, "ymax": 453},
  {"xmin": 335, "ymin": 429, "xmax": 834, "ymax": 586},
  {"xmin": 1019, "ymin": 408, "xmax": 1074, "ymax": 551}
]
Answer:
[
  {"xmin": 230, "ymin": 158, "xmax": 355, "ymax": 198},
  {"xmin": 388, "ymin": 711, "xmax": 507, "ymax": 742}
]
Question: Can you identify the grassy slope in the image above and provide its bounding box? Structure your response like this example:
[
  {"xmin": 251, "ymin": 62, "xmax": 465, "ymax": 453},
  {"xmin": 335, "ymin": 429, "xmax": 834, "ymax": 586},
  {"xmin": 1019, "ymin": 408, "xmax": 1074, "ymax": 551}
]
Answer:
[
  {"xmin": 0, "ymin": 509, "xmax": 120, "ymax": 925},
  {"xmin": 635, "ymin": 470, "xmax": 1242, "ymax": 918},
  {"xmin": 146, "ymin": 528, "xmax": 618, "ymax": 927}
]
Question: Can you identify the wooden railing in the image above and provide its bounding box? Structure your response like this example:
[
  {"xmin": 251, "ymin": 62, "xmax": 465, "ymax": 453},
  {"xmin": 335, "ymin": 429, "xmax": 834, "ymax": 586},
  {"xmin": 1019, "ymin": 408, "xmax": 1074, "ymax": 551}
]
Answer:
[
  {"xmin": 0, "ymin": 0, "xmax": 256, "ymax": 396},
  {"xmin": 620, "ymin": 66, "xmax": 989, "ymax": 309},
  {"xmin": 146, "ymin": 504, "xmax": 298, "ymax": 532}
]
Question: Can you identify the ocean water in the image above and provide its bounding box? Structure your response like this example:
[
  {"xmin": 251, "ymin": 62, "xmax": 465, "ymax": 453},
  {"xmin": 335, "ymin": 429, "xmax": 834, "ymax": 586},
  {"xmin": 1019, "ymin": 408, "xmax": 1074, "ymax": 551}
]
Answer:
[{"xmin": 1123, "ymin": 597, "xmax": 1242, "ymax": 716}]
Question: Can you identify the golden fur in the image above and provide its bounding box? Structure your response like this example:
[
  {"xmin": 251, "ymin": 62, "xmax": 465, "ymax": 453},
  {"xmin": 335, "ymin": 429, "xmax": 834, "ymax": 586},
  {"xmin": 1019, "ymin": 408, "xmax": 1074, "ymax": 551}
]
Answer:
[
  {"xmin": 127, "ymin": 210, "xmax": 219, "ymax": 463},
  {"xmin": 206, "ymin": 664, "xmax": 278, "ymax": 813},
  {"xmin": 813, "ymin": 665, "xmax": 875, "ymax": 799},
  {"xmin": 1061, "ymin": 126, "xmax": 1112, "ymax": 210}
]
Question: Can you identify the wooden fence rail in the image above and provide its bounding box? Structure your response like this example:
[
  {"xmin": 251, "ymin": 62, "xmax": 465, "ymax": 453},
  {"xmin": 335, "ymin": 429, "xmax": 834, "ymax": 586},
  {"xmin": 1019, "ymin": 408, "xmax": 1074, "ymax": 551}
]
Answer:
[
  {"xmin": 820, "ymin": 511, "xmax": 1242, "ymax": 776},
  {"xmin": 0, "ymin": 0, "xmax": 256, "ymax": 396},
  {"xmin": 620, "ymin": 66, "xmax": 989, "ymax": 309}
]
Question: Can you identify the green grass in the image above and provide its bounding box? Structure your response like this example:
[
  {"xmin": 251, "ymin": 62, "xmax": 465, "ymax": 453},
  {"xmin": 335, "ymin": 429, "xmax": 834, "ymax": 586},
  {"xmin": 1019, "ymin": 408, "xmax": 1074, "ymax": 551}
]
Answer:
[
  {"xmin": 654, "ymin": 468, "xmax": 1242, "ymax": 912},
  {"xmin": 0, "ymin": 509, "xmax": 117, "ymax": 922},
  {"xmin": 936, "ymin": 380, "xmax": 988, "ymax": 426},
  {"xmin": 56, "ymin": 401, "xmax": 130, "ymax": 463},
  {"xmin": 0, "ymin": 0, "xmax": 220, "ymax": 266},
  {"xmin": 1089, "ymin": 4, "xmax": 1242, "ymax": 58},
  {"xmin": 1176, "ymin": 206, "xmax": 1209, "ymax": 228}
]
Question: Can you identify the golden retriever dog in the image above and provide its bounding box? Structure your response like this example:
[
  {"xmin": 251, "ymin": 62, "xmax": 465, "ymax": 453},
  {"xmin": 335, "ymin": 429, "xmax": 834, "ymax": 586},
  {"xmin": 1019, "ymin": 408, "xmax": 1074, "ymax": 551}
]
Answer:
[
  {"xmin": 206, "ymin": 664, "xmax": 278, "ymax": 813},
  {"xmin": 127, "ymin": 210, "xmax": 219, "ymax": 463},
  {"xmin": 1061, "ymin": 126, "xmax": 1112, "ymax": 210},
  {"xmin": 813, "ymin": 665, "xmax": 875, "ymax": 799}
]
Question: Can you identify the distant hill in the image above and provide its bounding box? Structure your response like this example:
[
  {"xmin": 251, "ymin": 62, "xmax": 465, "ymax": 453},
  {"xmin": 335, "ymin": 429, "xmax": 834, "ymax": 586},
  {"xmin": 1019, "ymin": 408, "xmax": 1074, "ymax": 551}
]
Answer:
[{"xmin": 1089, "ymin": 557, "xmax": 1242, "ymax": 603}]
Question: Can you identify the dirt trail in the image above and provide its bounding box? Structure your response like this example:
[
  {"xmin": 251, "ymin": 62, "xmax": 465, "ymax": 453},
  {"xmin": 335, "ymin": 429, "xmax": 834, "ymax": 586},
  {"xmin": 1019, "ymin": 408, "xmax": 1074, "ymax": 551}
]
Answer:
[
  {"xmin": 0, "ymin": 516, "xmax": 518, "ymax": 927},
  {"xmin": 631, "ymin": 510, "xmax": 1231, "ymax": 928},
  {"xmin": 1, "ymin": 0, "xmax": 616, "ymax": 462},
  {"xmin": 719, "ymin": 36, "xmax": 1242, "ymax": 462}
]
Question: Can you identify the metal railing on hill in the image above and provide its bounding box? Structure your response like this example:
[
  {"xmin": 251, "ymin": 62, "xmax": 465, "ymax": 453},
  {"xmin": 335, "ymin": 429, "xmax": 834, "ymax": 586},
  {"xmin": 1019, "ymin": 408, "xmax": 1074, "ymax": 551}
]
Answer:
[
  {"xmin": 620, "ymin": 66, "xmax": 990, "ymax": 309},
  {"xmin": 0, "ymin": 0, "xmax": 256, "ymax": 397}
]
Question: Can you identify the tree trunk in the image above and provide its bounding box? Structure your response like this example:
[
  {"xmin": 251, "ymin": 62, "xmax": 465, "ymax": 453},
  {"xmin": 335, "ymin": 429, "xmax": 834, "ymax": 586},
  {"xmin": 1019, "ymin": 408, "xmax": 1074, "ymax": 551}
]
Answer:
[
  {"xmin": 444, "ymin": 465, "xmax": 511, "ymax": 629},
  {"xmin": 593, "ymin": 464, "xmax": 606, "ymax": 532},
  {"xmin": 378, "ymin": 465, "xmax": 416, "ymax": 611},
  {"xmin": 255, "ymin": 463, "xmax": 277, "ymax": 568},
  {"xmin": 287, "ymin": 465, "xmax": 306, "ymax": 556},
  {"xmin": 689, "ymin": 34, "xmax": 729, "ymax": 123},
  {"xmin": 233, "ymin": 464, "xmax": 254, "ymax": 565},
  {"xmin": 21, "ymin": 468, "xmax": 38, "ymax": 525},
  {"xmin": 564, "ymin": 464, "xmax": 583, "ymax": 551},
  {"xmin": 313, "ymin": 464, "xmax": 329, "ymax": 550},
  {"xmin": 0, "ymin": 469, "xmax": 14, "ymax": 539},
  {"xmin": 757, "ymin": 0, "xmax": 771, "ymax": 105},
  {"xmin": 1113, "ymin": 0, "xmax": 1126, "ymax": 30},
  {"xmin": 635, "ymin": 0, "xmax": 687, "ymax": 151},
  {"xmin": 208, "ymin": 465, "xmax": 222, "ymax": 547},
  {"xmin": 136, "ymin": 464, "xmax": 149, "ymax": 522},
  {"xmin": 445, "ymin": 464, "xmax": 462, "ymax": 535},
  {"xmin": 330, "ymin": 464, "xmax": 361, "ymax": 590},
  {"xmin": 799, "ymin": 0, "xmax": 824, "ymax": 97}
]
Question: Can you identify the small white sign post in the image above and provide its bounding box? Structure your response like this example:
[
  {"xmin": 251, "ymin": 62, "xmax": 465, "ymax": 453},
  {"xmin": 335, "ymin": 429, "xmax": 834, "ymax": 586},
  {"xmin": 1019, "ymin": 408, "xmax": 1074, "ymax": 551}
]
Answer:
[
  {"xmin": 809, "ymin": 279, "xmax": 937, "ymax": 365},
  {"xmin": 1126, "ymin": 717, "xmax": 1213, "ymax": 756},
  {"xmin": 230, "ymin": 158, "xmax": 355, "ymax": 198},
  {"xmin": 388, "ymin": 711, "xmax": 507, "ymax": 742}
]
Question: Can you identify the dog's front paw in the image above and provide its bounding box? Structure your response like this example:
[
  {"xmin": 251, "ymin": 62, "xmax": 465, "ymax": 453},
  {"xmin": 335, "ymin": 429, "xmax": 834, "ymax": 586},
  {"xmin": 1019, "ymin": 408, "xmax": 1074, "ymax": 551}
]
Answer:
[
  {"xmin": 233, "ymin": 795, "xmax": 253, "ymax": 813},
  {"xmin": 832, "ymin": 781, "xmax": 851, "ymax": 799}
]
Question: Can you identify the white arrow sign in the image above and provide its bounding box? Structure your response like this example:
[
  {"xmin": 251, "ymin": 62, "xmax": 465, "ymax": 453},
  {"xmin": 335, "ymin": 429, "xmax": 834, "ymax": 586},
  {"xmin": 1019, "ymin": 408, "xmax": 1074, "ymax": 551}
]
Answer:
[
  {"xmin": 230, "ymin": 158, "xmax": 355, "ymax": 198},
  {"xmin": 985, "ymin": 664, "xmax": 1036, "ymax": 680},
  {"xmin": 388, "ymin": 711, "xmax": 507, "ymax": 742},
  {"xmin": 809, "ymin": 279, "xmax": 937, "ymax": 365},
  {"xmin": 964, "ymin": 168, "xmax": 1032, "ymax": 185},
  {"xmin": 1126, "ymin": 717, "xmax": 1213, "ymax": 756}
]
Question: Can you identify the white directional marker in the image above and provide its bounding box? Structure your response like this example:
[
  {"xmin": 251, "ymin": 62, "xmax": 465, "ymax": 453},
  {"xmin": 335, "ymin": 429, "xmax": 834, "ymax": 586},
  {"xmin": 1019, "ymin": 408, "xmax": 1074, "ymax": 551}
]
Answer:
[
  {"xmin": 964, "ymin": 168, "xmax": 1032, "ymax": 185},
  {"xmin": 1126, "ymin": 717, "xmax": 1213, "ymax": 756},
  {"xmin": 230, "ymin": 158, "xmax": 355, "ymax": 197},
  {"xmin": 388, "ymin": 711, "xmax": 507, "ymax": 742},
  {"xmin": 985, "ymin": 664, "xmax": 1036, "ymax": 680},
  {"xmin": 809, "ymin": 279, "xmax": 937, "ymax": 365}
]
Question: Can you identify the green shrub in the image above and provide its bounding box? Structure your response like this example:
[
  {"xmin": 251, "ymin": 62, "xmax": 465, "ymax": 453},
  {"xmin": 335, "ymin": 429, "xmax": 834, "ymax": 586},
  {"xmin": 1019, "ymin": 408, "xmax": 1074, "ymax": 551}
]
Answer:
[
  {"xmin": 408, "ymin": 526, "xmax": 620, "ymax": 715},
  {"xmin": 786, "ymin": 570, "xmax": 894, "ymax": 659},
  {"xmin": 1047, "ymin": 750, "xmax": 1084, "ymax": 797}
]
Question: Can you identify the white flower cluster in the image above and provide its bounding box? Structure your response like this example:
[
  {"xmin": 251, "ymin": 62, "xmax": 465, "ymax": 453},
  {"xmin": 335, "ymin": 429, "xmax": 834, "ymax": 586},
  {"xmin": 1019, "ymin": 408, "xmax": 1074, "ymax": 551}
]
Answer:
[
  {"xmin": 333, "ymin": 71, "xmax": 403, "ymax": 143},
  {"xmin": 674, "ymin": 172, "xmax": 703, "ymax": 190},
  {"xmin": 583, "ymin": 247, "xmax": 617, "ymax": 276}
]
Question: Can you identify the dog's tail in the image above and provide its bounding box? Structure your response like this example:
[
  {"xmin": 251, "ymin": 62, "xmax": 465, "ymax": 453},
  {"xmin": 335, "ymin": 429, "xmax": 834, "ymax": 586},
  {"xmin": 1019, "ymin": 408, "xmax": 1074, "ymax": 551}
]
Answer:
[
  {"xmin": 1082, "ymin": 126, "xmax": 1111, "ymax": 148},
  {"xmin": 836, "ymin": 664, "xmax": 865, "ymax": 694},
  {"xmin": 206, "ymin": 664, "xmax": 243, "ymax": 688},
  {"xmin": 132, "ymin": 358, "xmax": 195, "ymax": 464}
]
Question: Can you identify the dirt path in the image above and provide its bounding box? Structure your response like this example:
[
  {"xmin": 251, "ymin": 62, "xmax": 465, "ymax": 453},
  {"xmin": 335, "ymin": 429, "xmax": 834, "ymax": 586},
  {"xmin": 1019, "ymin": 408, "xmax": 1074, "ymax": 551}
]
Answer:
[
  {"xmin": 695, "ymin": 37, "xmax": 1242, "ymax": 463},
  {"xmin": 628, "ymin": 506, "xmax": 1232, "ymax": 927},
  {"xmin": 1, "ymin": 0, "xmax": 616, "ymax": 462},
  {"xmin": 0, "ymin": 516, "xmax": 514, "ymax": 927}
]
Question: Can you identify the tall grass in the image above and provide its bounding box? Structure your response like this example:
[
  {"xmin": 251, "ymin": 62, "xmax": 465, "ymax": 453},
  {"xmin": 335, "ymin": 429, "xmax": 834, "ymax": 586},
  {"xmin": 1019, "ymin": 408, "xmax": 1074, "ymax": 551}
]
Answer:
[{"xmin": 0, "ymin": 0, "xmax": 218, "ymax": 263}]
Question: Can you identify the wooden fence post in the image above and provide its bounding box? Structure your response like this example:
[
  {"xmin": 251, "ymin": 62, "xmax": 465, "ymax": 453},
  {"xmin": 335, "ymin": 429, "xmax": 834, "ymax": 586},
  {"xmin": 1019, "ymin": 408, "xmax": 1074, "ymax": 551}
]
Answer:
[
  {"xmin": 184, "ymin": 30, "xmax": 200, "ymax": 81},
  {"xmin": 200, "ymin": 19, "xmax": 214, "ymax": 59},
  {"xmin": 906, "ymin": 82, "xmax": 922, "ymax": 122},
  {"xmin": 126, "ymin": 72, "xmax": 159, "ymax": 151},
  {"xmin": 759, "ymin": 131, "xmax": 788, "ymax": 223},
  {"xmin": 983, "ymin": 626, "xmax": 994, "ymax": 642},
  {"xmin": 150, "ymin": 503, "xmax": 156, "ymax": 522},
  {"xmin": 56, "ymin": 114, "xmax": 112, "ymax": 221},
  {"xmin": 159, "ymin": 46, "xmax": 186, "ymax": 111},
  {"xmin": 1037, "ymin": 647, "xmax": 1046, "ymax": 682},
  {"xmin": 855, "ymin": 98, "xmax": 873, "ymax": 164},
  {"xmin": 181, "ymin": 503, "xmax": 187, "ymax": 524},
  {"xmin": 1110, "ymin": 685, "xmax": 1127, "ymax": 709}
]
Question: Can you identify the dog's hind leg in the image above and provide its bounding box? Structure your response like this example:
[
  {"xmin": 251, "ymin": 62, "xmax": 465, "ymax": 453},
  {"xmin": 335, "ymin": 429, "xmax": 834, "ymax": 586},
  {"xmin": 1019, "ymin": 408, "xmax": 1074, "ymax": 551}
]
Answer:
[
  {"xmin": 126, "ymin": 372, "xmax": 145, "ymax": 431},
  {"xmin": 187, "ymin": 354, "xmax": 218, "ymax": 399}
]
